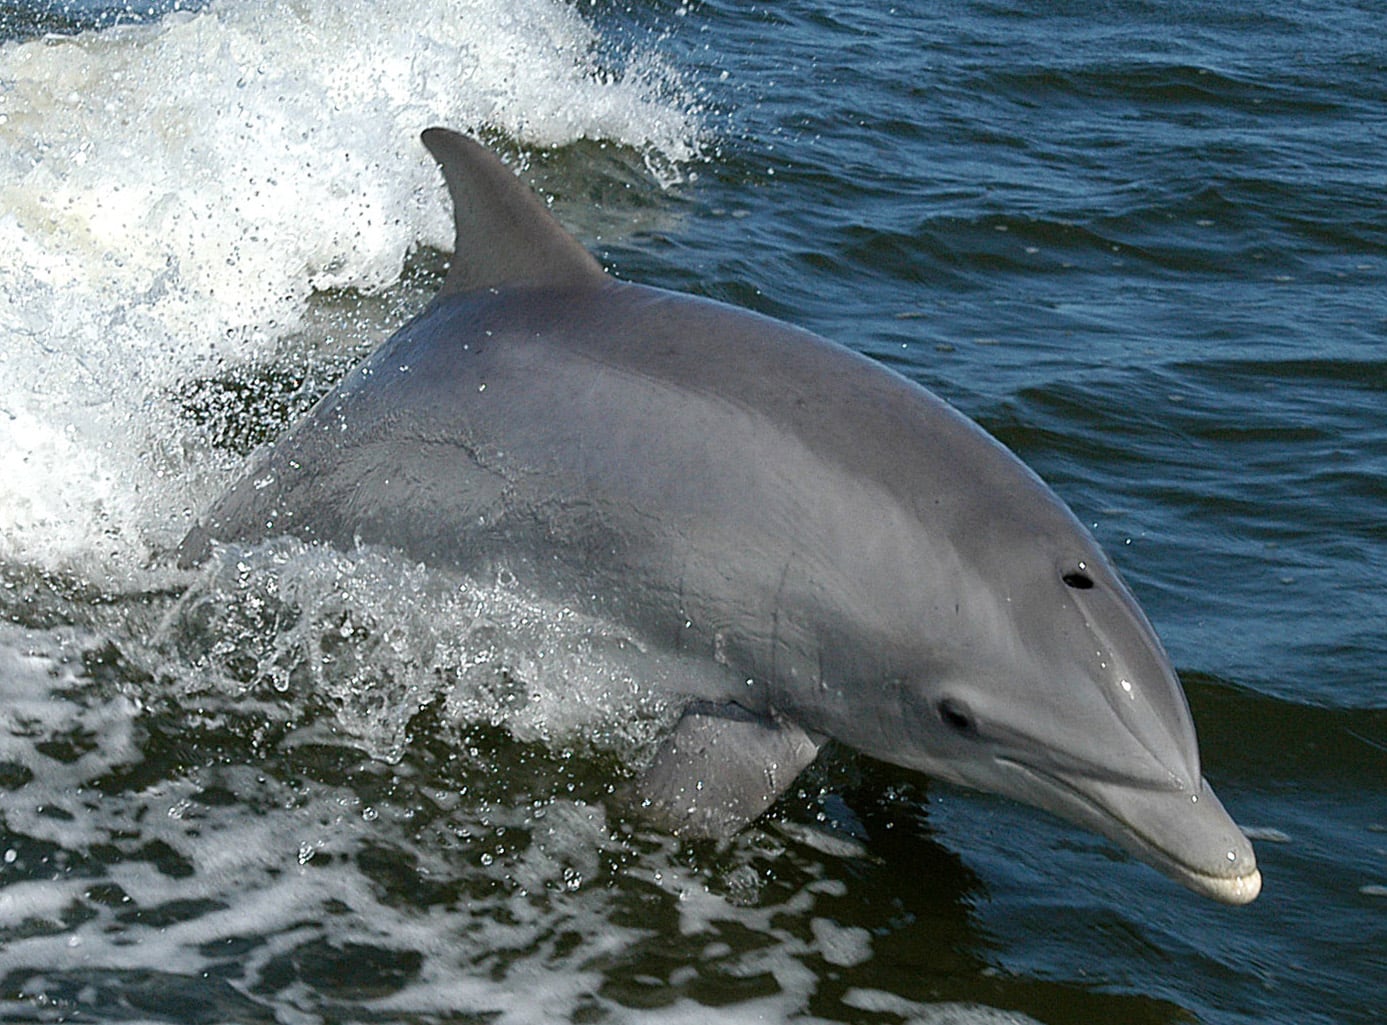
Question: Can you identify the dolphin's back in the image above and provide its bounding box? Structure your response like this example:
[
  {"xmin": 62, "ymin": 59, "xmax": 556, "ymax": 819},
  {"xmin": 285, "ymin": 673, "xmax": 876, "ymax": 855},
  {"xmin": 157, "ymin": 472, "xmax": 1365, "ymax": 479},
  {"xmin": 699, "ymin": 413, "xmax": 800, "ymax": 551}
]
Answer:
[
  {"xmin": 183, "ymin": 129, "xmax": 1065, "ymax": 602},
  {"xmin": 181, "ymin": 277, "xmax": 1037, "ymax": 691}
]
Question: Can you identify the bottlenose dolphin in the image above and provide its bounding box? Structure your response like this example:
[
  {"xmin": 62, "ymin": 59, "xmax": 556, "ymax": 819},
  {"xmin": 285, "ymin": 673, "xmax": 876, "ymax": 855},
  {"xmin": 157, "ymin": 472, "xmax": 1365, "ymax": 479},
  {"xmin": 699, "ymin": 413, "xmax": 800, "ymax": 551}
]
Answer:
[{"xmin": 181, "ymin": 127, "xmax": 1261, "ymax": 905}]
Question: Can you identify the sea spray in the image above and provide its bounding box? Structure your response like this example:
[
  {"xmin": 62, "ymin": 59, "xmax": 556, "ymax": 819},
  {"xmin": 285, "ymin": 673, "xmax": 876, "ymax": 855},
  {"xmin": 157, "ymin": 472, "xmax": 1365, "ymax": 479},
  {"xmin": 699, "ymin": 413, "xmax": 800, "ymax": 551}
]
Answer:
[{"xmin": 0, "ymin": 0, "xmax": 702, "ymax": 575}]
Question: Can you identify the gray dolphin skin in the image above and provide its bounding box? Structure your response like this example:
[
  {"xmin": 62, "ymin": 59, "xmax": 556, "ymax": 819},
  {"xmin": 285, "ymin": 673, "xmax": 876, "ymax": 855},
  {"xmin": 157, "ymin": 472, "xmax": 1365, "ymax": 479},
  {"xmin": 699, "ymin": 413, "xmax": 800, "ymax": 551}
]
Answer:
[{"xmin": 180, "ymin": 127, "xmax": 1261, "ymax": 905}]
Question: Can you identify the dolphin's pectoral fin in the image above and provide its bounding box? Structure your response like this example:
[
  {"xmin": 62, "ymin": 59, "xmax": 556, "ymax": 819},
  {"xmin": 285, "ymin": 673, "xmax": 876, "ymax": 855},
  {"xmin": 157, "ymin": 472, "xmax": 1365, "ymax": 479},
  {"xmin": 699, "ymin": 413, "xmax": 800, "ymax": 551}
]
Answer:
[{"xmin": 625, "ymin": 702, "xmax": 823, "ymax": 839}]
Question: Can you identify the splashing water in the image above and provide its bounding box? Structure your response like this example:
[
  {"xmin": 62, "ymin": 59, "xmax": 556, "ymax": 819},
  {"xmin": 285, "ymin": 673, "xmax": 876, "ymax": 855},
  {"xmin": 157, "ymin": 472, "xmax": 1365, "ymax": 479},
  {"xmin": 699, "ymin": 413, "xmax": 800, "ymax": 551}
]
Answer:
[{"xmin": 0, "ymin": 0, "xmax": 703, "ymax": 577}]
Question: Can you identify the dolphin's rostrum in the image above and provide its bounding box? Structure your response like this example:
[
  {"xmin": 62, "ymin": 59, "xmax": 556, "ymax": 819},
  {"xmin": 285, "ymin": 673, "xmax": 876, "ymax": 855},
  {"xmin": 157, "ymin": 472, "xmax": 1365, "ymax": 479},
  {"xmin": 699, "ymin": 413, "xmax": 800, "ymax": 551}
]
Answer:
[{"xmin": 181, "ymin": 127, "xmax": 1261, "ymax": 905}]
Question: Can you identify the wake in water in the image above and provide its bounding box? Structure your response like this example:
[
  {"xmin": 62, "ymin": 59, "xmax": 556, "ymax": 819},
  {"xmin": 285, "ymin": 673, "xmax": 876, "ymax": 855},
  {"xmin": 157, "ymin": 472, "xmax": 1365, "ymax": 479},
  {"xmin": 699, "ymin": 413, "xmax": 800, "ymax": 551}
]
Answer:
[
  {"xmin": 0, "ymin": 601, "xmax": 1038, "ymax": 1024},
  {"xmin": 0, "ymin": 0, "xmax": 703, "ymax": 577}
]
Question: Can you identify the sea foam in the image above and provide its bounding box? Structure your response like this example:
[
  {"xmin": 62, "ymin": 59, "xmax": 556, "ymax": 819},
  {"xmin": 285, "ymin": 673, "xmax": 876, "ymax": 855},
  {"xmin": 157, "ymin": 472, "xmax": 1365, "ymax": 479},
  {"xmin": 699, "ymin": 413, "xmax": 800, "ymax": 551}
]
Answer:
[{"xmin": 0, "ymin": 0, "xmax": 701, "ymax": 576}]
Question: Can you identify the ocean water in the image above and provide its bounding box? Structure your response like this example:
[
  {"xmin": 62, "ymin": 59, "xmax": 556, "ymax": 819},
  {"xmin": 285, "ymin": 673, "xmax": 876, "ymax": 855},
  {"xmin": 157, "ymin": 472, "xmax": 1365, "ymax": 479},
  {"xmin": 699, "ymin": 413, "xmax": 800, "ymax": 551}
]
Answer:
[{"xmin": 1, "ymin": 0, "xmax": 1383, "ymax": 1022}]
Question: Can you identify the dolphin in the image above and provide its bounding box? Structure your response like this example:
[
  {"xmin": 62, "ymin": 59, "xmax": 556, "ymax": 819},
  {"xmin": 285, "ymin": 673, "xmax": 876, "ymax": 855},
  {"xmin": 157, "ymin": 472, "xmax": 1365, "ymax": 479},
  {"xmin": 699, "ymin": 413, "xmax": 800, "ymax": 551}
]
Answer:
[{"xmin": 180, "ymin": 127, "xmax": 1261, "ymax": 905}]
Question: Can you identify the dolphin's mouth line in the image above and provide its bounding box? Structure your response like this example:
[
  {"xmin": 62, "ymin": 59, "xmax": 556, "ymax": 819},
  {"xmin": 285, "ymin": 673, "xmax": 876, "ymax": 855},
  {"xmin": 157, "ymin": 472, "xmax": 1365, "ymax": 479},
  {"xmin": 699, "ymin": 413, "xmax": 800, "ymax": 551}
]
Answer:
[
  {"xmin": 996, "ymin": 755, "xmax": 1179, "ymax": 854},
  {"xmin": 993, "ymin": 756, "xmax": 1261, "ymax": 903}
]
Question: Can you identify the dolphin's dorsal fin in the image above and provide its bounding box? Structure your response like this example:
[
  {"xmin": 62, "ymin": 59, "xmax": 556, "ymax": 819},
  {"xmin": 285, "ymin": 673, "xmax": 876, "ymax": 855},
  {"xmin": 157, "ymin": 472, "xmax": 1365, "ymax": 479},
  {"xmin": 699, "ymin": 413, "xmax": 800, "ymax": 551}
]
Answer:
[{"xmin": 421, "ymin": 127, "xmax": 607, "ymax": 297}]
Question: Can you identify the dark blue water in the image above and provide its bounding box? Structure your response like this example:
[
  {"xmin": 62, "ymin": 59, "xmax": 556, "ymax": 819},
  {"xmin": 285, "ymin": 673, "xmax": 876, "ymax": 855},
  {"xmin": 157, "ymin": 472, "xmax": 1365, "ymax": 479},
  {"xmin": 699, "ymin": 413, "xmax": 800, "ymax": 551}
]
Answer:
[{"xmin": 1, "ymin": 1, "xmax": 1384, "ymax": 1023}]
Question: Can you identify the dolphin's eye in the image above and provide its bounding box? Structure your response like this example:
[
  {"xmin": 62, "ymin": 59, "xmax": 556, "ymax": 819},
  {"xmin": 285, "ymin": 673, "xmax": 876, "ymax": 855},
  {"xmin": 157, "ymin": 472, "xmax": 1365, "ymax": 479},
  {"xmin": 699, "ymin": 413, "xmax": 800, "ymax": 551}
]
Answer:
[
  {"xmin": 937, "ymin": 698, "xmax": 978, "ymax": 737},
  {"xmin": 1062, "ymin": 569, "xmax": 1095, "ymax": 590}
]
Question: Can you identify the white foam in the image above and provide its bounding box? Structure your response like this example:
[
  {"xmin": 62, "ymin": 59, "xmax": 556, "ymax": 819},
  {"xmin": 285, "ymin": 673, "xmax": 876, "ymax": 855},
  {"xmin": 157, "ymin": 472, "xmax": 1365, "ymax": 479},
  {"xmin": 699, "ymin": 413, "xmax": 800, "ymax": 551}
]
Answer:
[
  {"xmin": 810, "ymin": 916, "xmax": 873, "ymax": 967},
  {"xmin": 0, "ymin": 0, "xmax": 702, "ymax": 576},
  {"xmin": 841, "ymin": 990, "xmax": 1046, "ymax": 1025}
]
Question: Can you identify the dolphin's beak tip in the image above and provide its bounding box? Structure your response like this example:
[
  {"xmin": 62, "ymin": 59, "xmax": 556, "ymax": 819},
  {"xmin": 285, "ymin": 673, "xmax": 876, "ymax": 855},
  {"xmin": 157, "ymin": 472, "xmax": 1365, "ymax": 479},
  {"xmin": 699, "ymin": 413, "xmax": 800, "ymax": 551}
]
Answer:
[
  {"xmin": 1197, "ymin": 864, "xmax": 1261, "ymax": 905},
  {"xmin": 1222, "ymin": 866, "xmax": 1263, "ymax": 905}
]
